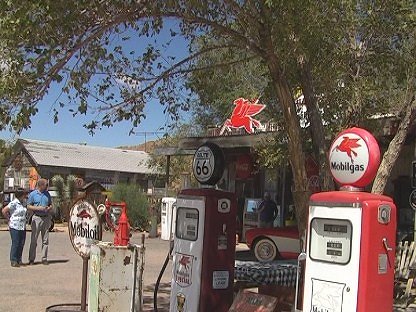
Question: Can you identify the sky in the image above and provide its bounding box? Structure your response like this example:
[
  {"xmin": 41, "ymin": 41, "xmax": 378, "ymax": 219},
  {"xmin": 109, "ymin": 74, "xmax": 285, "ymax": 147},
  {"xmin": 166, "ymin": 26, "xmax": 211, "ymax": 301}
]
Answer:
[{"xmin": 0, "ymin": 20, "xmax": 191, "ymax": 148}]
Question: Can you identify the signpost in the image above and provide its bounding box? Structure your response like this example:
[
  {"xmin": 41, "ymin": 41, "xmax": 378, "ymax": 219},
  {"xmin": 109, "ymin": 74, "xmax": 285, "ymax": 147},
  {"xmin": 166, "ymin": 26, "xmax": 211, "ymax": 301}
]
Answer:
[{"xmin": 68, "ymin": 200, "xmax": 102, "ymax": 311}]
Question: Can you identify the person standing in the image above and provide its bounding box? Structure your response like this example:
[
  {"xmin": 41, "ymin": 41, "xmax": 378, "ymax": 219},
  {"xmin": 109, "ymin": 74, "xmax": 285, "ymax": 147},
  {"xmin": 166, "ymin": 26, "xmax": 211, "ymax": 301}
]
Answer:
[
  {"xmin": 257, "ymin": 192, "xmax": 279, "ymax": 228},
  {"xmin": 27, "ymin": 178, "xmax": 52, "ymax": 265},
  {"xmin": 2, "ymin": 188, "xmax": 28, "ymax": 267}
]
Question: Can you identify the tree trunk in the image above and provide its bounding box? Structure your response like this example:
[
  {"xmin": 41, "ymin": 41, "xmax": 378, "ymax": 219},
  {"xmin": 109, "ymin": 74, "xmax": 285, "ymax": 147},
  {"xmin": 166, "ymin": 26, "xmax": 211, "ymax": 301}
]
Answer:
[
  {"xmin": 299, "ymin": 63, "xmax": 335, "ymax": 191},
  {"xmin": 266, "ymin": 55, "xmax": 309, "ymax": 235},
  {"xmin": 372, "ymin": 95, "xmax": 416, "ymax": 194}
]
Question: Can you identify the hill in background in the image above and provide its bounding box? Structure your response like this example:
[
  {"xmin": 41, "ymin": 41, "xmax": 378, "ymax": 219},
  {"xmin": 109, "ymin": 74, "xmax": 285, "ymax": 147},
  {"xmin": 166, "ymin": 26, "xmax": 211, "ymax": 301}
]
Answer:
[{"xmin": 118, "ymin": 140, "xmax": 157, "ymax": 153}]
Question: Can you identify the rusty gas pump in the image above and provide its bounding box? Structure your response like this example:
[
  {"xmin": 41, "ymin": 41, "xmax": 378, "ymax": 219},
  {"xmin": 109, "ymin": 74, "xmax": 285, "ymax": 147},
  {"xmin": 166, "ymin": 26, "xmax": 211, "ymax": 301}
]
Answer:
[{"xmin": 104, "ymin": 198, "xmax": 131, "ymax": 246}]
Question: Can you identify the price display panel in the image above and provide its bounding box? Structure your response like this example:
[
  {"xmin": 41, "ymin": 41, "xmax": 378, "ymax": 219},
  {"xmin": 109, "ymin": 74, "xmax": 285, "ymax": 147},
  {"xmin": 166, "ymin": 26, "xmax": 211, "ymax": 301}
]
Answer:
[
  {"xmin": 309, "ymin": 218, "xmax": 352, "ymax": 264},
  {"xmin": 176, "ymin": 207, "xmax": 199, "ymax": 241}
]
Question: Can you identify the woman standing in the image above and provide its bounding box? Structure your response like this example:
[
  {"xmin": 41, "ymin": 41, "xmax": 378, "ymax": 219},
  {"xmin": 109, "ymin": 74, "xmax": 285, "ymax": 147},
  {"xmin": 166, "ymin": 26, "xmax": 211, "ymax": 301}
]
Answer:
[{"xmin": 2, "ymin": 188, "xmax": 28, "ymax": 267}]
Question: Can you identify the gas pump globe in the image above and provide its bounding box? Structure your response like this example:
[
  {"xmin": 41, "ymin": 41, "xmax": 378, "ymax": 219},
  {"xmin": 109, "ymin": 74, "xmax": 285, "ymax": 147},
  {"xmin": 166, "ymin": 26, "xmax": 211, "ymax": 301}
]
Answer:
[
  {"xmin": 170, "ymin": 143, "xmax": 237, "ymax": 312},
  {"xmin": 302, "ymin": 127, "xmax": 397, "ymax": 312}
]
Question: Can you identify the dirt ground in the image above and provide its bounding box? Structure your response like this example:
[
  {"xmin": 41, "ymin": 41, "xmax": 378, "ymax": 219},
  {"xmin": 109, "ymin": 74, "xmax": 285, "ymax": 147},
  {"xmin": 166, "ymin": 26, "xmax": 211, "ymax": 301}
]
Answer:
[{"xmin": 0, "ymin": 225, "xmax": 172, "ymax": 312}]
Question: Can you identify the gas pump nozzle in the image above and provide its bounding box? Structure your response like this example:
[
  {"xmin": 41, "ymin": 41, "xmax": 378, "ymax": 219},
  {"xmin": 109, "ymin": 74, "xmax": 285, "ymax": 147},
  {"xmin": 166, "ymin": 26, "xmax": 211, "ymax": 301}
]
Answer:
[{"xmin": 382, "ymin": 237, "xmax": 393, "ymax": 252}]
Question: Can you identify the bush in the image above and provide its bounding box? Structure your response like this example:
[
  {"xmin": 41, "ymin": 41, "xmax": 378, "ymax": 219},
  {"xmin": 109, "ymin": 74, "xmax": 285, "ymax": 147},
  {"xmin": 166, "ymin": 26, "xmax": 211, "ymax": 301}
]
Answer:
[{"xmin": 109, "ymin": 183, "xmax": 149, "ymax": 231}]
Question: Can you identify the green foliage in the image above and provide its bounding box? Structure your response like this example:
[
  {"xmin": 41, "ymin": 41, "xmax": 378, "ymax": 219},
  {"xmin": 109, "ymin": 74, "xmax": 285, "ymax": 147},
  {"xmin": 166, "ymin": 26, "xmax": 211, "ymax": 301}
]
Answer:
[
  {"xmin": 0, "ymin": 139, "xmax": 13, "ymax": 188},
  {"xmin": 51, "ymin": 174, "xmax": 78, "ymax": 221},
  {"xmin": 66, "ymin": 175, "xmax": 77, "ymax": 202},
  {"xmin": 51, "ymin": 175, "xmax": 64, "ymax": 206},
  {"xmin": 0, "ymin": 1, "xmax": 414, "ymax": 136},
  {"xmin": 187, "ymin": 37, "xmax": 271, "ymax": 129},
  {"xmin": 109, "ymin": 183, "xmax": 149, "ymax": 231},
  {"xmin": 148, "ymin": 124, "xmax": 199, "ymax": 192}
]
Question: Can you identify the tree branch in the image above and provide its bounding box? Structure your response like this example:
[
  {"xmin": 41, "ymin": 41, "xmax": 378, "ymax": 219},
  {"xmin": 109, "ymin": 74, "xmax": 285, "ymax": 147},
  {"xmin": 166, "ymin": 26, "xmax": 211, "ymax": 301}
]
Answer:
[
  {"xmin": 161, "ymin": 10, "xmax": 267, "ymax": 58},
  {"xmin": 97, "ymin": 44, "xmax": 246, "ymax": 111},
  {"xmin": 34, "ymin": 5, "xmax": 148, "ymax": 104}
]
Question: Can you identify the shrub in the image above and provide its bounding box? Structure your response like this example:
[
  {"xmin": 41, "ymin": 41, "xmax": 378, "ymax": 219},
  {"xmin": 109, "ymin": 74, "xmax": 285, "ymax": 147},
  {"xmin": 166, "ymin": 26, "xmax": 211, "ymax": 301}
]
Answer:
[{"xmin": 109, "ymin": 183, "xmax": 149, "ymax": 231}]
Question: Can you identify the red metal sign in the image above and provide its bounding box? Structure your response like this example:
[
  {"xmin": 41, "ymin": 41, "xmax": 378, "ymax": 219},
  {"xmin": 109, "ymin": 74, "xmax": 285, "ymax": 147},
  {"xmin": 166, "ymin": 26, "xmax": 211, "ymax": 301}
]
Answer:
[
  {"xmin": 220, "ymin": 98, "xmax": 265, "ymax": 134},
  {"xmin": 236, "ymin": 154, "xmax": 253, "ymax": 179}
]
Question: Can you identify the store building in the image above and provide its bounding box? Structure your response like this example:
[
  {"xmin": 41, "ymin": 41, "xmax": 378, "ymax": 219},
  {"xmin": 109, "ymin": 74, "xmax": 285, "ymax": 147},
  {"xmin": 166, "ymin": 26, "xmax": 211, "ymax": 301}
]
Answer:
[
  {"xmin": 3, "ymin": 138, "xmax": 160, "ymax": 192},
  {"xmin": 156, "ymin": 118, "xmax": 416, "ymax": 237}
]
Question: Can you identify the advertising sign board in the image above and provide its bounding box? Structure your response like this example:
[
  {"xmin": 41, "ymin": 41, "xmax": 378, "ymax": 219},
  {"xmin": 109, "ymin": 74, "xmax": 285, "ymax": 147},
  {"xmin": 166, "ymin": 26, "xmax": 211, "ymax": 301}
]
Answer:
[{"xmin": 68, "ymin": 200, "xmax": 101, "ymax": 258}]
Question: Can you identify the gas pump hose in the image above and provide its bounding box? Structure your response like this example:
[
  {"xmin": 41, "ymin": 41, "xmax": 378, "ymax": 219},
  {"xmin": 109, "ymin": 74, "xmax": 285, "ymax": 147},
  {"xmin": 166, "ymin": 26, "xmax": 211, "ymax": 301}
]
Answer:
[{"xmin": 153, "ymin": 240, "xmax": 174, "ymax": 312}]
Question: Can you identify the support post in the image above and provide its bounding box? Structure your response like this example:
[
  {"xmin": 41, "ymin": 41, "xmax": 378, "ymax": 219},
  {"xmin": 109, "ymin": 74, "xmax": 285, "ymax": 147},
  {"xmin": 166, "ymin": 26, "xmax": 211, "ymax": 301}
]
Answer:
[
  {"xmin": 165, "ymin": 155, "xmax": 171, "ymax": 196},
  {"xmin": 81, "ymin": 257, "xmax": 88, "ymax": 311}
]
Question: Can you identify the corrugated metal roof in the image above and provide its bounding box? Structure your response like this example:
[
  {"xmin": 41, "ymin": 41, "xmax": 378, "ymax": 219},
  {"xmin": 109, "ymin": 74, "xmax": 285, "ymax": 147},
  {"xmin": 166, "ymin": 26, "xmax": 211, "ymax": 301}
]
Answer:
[{"xmin": 19, "ymin": 139, "xmax": 157, "ymax": 175}]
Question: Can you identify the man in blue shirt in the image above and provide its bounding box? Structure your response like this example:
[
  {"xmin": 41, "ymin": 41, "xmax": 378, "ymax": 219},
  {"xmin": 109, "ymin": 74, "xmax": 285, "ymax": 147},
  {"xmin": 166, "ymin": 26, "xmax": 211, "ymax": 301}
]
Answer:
[{"xmin": 27, "ymin": 178, "xmax": 52, "ymax": 265}]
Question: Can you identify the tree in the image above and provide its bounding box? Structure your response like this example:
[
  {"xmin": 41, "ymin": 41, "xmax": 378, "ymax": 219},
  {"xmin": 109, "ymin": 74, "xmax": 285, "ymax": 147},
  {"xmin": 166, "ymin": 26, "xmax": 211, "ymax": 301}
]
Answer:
[{"xmin": 0, "ymin": 1, "xmax": 415, "ymax": 234}]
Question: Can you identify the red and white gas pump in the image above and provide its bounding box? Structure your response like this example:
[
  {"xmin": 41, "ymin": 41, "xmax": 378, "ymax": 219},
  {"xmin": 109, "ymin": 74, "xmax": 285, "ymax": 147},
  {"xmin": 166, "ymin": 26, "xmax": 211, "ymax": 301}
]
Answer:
[
  {"xmin": 302, "ymin": 127, "xmax": 397, "ymax": 312},
  {"xmin": 170, "ymin": 143, "xmax": 237, "ymax": 312}
]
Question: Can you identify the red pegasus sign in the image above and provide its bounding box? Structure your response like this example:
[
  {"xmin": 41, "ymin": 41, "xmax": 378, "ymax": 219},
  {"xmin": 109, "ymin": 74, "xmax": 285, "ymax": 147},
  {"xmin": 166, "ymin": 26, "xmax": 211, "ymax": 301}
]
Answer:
[
  {"xmin": 179, "ymin": 255, "xmax": 191, "ymax": 270},
  {"xmin": 333, "ymin": 137, "xmax": 361, "ymax": 163},
  {"xmin": 77, "ymin": 209, "xmax": 92, "ymax": 219},
  {"xmin": 220, "ymin": 98, "xmax": 266, "ymax": 134}
]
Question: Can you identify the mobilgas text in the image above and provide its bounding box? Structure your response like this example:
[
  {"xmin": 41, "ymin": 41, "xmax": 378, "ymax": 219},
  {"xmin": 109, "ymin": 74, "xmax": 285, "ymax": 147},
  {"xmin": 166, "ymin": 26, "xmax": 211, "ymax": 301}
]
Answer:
[{"xmin": 330, "ymin": 161, "xmax": 364, "ymax": 174}]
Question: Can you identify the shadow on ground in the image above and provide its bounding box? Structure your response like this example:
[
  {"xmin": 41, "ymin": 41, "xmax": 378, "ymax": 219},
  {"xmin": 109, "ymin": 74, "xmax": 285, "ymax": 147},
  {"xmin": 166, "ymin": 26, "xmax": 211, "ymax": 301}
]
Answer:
[
  {"xmin": 235, "ymin": 249, "xmax": 255, "ymax": 261},
  {"xmin": 143, "ymin": 282, "xmax": 171, "ymax": 312},
  {"xmin": 25, "ymin": 259, "xmax": 70, "ymax": 265}
]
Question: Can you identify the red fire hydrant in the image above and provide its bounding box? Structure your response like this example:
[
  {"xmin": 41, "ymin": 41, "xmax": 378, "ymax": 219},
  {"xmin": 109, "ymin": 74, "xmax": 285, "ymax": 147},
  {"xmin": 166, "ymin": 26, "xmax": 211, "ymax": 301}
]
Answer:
[{"xmin": 104, "ymin": 198, "xmax": 131, "ymax": 246}]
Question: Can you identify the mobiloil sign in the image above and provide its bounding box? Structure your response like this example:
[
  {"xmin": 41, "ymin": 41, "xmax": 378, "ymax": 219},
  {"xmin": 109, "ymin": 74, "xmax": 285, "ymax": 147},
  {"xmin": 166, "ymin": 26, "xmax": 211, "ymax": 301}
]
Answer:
[
  {"xmin": 68, "ymin": 199, "xmax": 102, "ymax": 311},
  {"xmin": 303, "ymin": 127, "xmax": 397, "ymax": 312},
  {"xmin": 69, "ymin": 200, "xmax": 101, "ymax": 258},
  {"xmin": 70, "ymin": 220, "xmax": 100, "ymax": 240}
]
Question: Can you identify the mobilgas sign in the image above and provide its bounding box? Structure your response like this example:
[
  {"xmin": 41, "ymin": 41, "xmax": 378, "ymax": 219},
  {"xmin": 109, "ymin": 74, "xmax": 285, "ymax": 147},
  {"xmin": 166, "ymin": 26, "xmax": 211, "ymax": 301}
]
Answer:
[
  {"xmin": 68, "ymin": 200, "xmax": 101, "ymax": 258},
  {"xmin": 329, "ymin": 127, "xmax": 380, "ymax": 188}
]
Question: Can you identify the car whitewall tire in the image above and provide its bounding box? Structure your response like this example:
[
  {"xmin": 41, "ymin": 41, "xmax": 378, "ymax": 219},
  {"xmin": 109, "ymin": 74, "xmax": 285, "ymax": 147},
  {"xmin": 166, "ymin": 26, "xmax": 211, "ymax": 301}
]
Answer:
[{"xmin": 253, "ymin": 238, "xmax": 278, "ymax": 262}]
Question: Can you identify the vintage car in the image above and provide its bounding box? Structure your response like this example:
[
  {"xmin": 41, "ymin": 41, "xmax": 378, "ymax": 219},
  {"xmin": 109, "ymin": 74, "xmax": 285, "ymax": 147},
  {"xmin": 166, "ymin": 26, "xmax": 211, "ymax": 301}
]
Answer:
[{"xmin": 245, "ymin": 226, "xmax": 301, "ymax": 262}]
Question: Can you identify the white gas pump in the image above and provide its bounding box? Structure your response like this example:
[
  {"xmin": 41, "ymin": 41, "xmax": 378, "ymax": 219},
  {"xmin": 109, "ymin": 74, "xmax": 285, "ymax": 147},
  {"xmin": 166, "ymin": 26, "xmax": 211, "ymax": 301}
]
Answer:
[{"xmin": 161, "ymin": 197, "xmax": 176, "ymax": 241}]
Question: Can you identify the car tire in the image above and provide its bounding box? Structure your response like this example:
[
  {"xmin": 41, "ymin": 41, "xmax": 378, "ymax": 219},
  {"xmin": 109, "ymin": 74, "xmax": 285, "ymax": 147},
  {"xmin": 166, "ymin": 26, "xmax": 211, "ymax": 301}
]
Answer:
[{"xmin": 253, "ymin": 238, "xmax": 278, "ymax": 262}]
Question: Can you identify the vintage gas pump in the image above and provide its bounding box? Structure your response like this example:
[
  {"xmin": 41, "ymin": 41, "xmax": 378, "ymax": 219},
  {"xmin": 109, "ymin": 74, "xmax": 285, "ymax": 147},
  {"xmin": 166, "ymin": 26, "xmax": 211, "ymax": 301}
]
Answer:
[
  {"xmin": 170, "ymin": 143, "xmax": 237, "ymax": 312},
  {"xmin": 302, "ymin": 127, "xmax": 397, "ymax": 312},
  {"xmin": 104, "ymin": 198, "xmax": 131, "ymax": 246}
]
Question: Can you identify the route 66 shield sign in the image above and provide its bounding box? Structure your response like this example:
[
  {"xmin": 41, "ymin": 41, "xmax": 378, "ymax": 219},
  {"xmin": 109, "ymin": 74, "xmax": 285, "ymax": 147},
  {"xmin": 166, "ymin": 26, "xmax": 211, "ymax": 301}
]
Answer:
[{"xmin": 192, "ymin": 143, "xmax": 224, "ymax": 185}]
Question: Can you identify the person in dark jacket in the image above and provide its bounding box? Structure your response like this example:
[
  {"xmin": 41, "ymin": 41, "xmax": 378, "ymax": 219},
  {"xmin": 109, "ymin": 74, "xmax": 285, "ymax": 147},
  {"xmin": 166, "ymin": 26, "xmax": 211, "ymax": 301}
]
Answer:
[{"xmin": 258, "ymin": 192, "xmax": 278, "ymax": 228}]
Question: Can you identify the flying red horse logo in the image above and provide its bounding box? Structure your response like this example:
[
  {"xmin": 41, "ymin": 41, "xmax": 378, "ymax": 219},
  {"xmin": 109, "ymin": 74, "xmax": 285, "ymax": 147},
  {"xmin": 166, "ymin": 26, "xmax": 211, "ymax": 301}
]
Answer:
[
  {"xmin": 178, "ymin": 255, "xmax": 191, "ymax": 271},
  {"xmin": 77, "ymin": 209, "xmax": 92, "ymax": 219},
  {"xmin": 220, "ymin": 98, "xmax": 266, "ymax": 134},
  {"xmin": 333, "ymin": 136, "xmax": 361, "ymax": 163}
]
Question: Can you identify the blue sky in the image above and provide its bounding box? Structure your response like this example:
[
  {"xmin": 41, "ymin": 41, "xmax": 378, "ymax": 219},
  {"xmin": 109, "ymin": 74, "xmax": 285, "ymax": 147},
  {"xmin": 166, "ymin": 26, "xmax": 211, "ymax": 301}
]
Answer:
[{"xmin": 0, "ymin": 20, "xmax": 191, "ymax": 148}]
